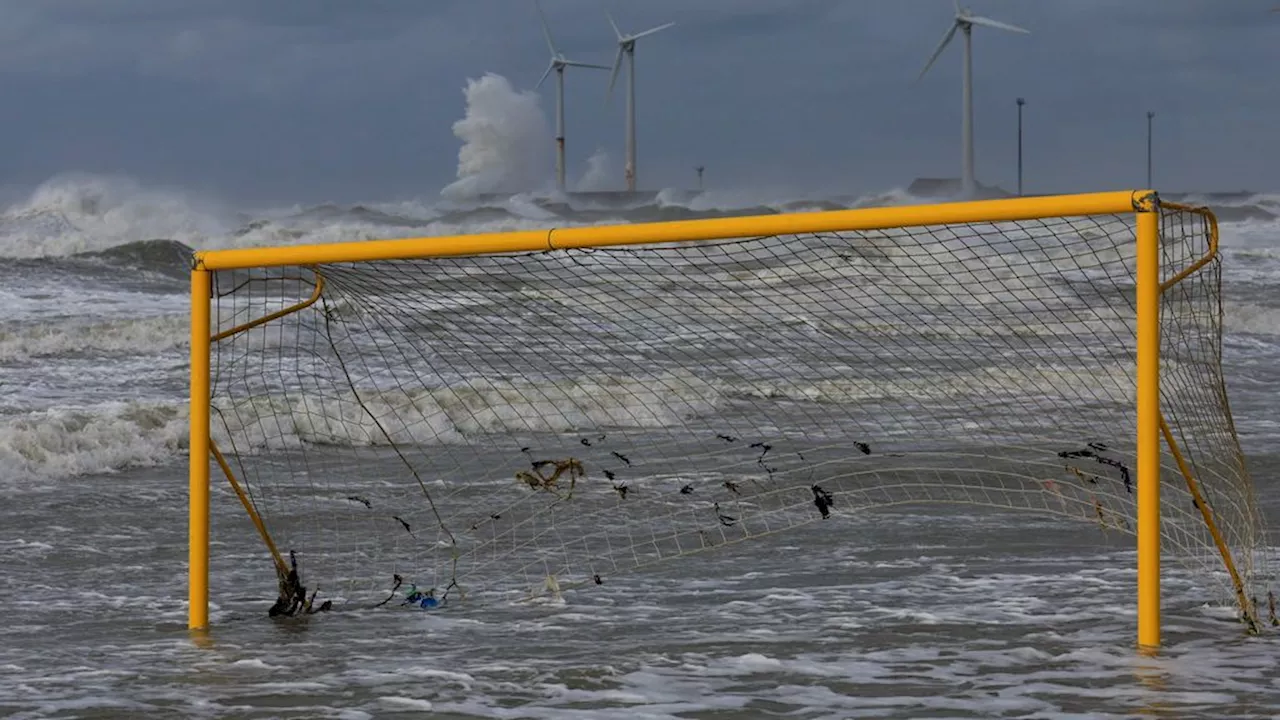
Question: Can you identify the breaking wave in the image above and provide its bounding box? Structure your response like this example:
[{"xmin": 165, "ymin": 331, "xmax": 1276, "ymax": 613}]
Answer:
[
  {"xmin": 215, "ymin": 372, "xmax": 724, "ymax": 451},
  {"xmin": 0, "ymin": 174, "xmax": 228, "ymax": 258},
  {"xmin": 3, "ymin": 171, "xmax": 1276, "ymax": 265},
  {"xmin": 0, "ymin": 402, "xmax": 189, "ymax": 484},
  {"xmin": 0, "ymin": 315, "xmax": 190, "ymax": 362},
  {"xmin": 0, "ymin": 373, "xmax": 723, "ymax": 484}
]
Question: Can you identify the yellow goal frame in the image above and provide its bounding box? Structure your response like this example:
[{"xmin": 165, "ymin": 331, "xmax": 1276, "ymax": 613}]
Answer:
[{"xmin": 187, "ymin": 189, "xmax": 1231, "ymax": 652}]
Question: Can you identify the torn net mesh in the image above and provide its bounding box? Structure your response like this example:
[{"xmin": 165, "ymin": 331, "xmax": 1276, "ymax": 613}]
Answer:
[{"xmin": 208, "ymin": 208, "xmax": 1271, "ymax": 617}]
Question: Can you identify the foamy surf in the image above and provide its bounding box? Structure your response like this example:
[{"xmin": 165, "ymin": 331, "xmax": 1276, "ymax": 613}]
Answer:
[
  {"xmin": 0, "ymin": 401, "xmax": 188, "ymax": 485},
  {"xmin": 0, "ymin": 174, "xmax": 229, "ymax": 258},
  {"xmin": 8, "ymin": 488, "xmax": 1269, "ymax": 718},
  {"xmin": 0, "ymin": 315, "xmax": 190, "ymax": 362}
]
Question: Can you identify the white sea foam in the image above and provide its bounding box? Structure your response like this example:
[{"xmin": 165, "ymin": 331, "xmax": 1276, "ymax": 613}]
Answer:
[
  {"xmin": 0, "ymin": 370, "xmax": 729, "ymax": 483},
  {"xmin": 0, "ymin": 280, "xmax": 186, "ymax": 323},
  {"xmin": 1224, "ymin": 301, "xmax": 1280, "ymax": 338},
  {"xmin": 576, "ymin": 148, "xmax": 617, "ymax": 193},
  {"xmin": 0, "ymin": 315, "xmax": 190, "ymax": 362},
  {"xmin": 0, "ymin": 345, "xmax": 1236, "ymax": 483},
  {"xmin": 214, "ymin": 371, "xmax": 724, "ymax": 452},
  {"xmin": 0, "ymin": 401, "xmax": 188, "ymax": 484},
  {"xmin": 0, "ymin": 167, "xmax": 1276, "ymax": 484},
  {"xmin": 0, "ymin": 173, "xmax": 228, "ymax": 258}
]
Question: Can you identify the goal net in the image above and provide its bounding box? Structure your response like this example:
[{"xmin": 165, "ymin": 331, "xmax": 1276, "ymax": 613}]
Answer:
[{"xmin": 203, "ymin": 199, "xmax": 1272, "ymax": 628}]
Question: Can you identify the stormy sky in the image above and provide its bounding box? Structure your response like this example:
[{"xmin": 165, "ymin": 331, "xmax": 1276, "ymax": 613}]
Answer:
[{"xmin": 0, "ymin": 0, "xmax": 1276, "ymax": 204}]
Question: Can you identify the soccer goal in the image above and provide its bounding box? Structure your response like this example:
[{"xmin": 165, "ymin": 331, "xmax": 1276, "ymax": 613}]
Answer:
[{"xmin": 188, "ymin": 190, "xmax": 1272, "ymax": 650}]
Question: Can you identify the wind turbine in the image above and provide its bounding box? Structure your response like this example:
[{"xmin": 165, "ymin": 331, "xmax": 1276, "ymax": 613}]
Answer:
[
  {"xmin": 535, "ymin": 1, "xmax": 609, "ymax": 192},
  {"xmin": 606, "ymin": 11, "xmax": 675, "ymax": 192},
  {"xmin": 918, "ymin": 1, "xmax": 1029, "ymax": 198}
]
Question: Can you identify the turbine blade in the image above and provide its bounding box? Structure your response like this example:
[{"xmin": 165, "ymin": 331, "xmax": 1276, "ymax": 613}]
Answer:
[
  {"xmin": 536, "ymin": 59, "xmax": 555, "ymax": 89},
  {"xmin": 953, "ymin": 0, "xmax": 962, "ymax": 16},
  {"xmin": 606, "ymin": 9, "xmax": 623, "ymax": 40},
  {"xmin": 563, "ymin": 59, "xmax": 610, "ymax": 70},
  {"xmin": 535, "ymin": 0, "xmax": 559, "ymax": 56},
  {"xmin": 965, "ymin": 14, "xmax": 1030, "ymax": 34},
  {"xmin": 629, "ymin": 21, "xmax": 675, "ymax": 41},
  {"xmin": 918, "ymin": 22, "xmax": 958, "ymax": 81},
  {"xmin": 607, "ymin": 46, "xmax": 624, "ymax": 102}
]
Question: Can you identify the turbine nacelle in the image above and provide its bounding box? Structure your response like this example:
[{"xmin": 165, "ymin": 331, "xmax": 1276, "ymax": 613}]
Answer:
[
  {"xmin": 606, "ymin": 11, "xmax": 675, "ymax": 100},
  {"xmin": 535, "ymin": 0, "xmax": 608, "ymax": 88},
  {"xmin": 918, "ymin": 1, "xmax": 1029, "ymax": 81},
  {"xmin": 953, "ymin": 0, "xmax": 1028, "ymax": 31}
]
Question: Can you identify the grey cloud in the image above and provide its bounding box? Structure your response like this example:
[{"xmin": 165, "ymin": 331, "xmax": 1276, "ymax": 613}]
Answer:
[{"xmin": 0, "ymin": 0, "xmax": 1276, "ymax": 203}]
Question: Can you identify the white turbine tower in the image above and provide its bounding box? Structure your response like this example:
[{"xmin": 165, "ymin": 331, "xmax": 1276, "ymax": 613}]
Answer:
[
  {"xmin": 918, "ymin": 0, "xmax": 1029, "ymax": 198},
  {"xmin": 606, "ymin": 11, "xmax": 674, "ymax": 193},
  {"xmin": 536, "ymin": 1, "xmax": 608, "ymax": 192}
]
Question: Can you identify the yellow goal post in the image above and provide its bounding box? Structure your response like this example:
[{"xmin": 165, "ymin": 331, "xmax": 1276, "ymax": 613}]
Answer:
[{"xmin": 186, "ymin": 189, "xmax": 1269, "ymax": 652}]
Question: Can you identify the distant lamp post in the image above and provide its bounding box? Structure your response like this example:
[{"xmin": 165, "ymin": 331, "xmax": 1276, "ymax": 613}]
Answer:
[
  {"xmin": 1146, "ymin": 111, "xmax": 1155, "ymax": 189},
  {"xmin": 695, "ymin": 165, "xmax": 705, "ymax": 191},
  {"xmin": 1016, "ymin": 97, "xmax": 1025, "ymax": 196}
]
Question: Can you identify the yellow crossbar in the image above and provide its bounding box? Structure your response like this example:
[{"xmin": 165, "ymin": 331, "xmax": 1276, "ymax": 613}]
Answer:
[{"xmin": 194, "ymin": 190, "xmax": 1149, "ymax": 271}]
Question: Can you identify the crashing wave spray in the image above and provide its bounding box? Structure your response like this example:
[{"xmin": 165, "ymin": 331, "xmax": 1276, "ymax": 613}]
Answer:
[
  {"xmin": 575, "ymin": 148, "xmax": 615, "ymax": 192},
  {"xmin": 440, "ymin": 73, "xmax": 550, "ymax": 199},
  {"xmin": 0, "ymin": 173, "xmax": 227, "ymax": 258}
]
